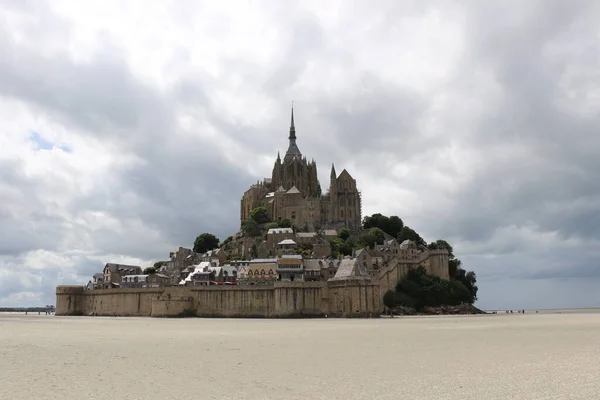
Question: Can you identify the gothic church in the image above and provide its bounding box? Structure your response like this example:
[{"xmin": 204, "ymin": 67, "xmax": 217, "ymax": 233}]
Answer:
[{"xmin": 240, "ymin": 108, "xmax": 362, "ymax": 231}]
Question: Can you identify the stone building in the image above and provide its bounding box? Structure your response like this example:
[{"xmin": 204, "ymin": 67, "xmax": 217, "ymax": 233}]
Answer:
[
  {"xmin": 240, "ymin": 108, "xmax": 362, "ymax": 231},
  {"xmin": 276, "ymin": 255, "xmax": 304, "ymax": 282},
  {"xmin": 246, "ymin": 259, "xmax": 278, "ymax": 284},
  {"xmin": 102, "ymin": 263, "xmax": 143, "ymax": 288}
]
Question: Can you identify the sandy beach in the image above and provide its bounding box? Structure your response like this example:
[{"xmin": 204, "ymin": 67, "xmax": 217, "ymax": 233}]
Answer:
[{"xmin": 1, "ymin": 313, "xmax": 599, "ymax": 399}]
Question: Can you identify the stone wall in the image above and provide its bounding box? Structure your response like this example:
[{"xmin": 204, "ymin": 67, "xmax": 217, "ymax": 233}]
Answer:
[
  {"xmin": 56, "ymin": 282, "xmax": 378, "ymax": 318},
  {"xmin": 328, "ymin": 281, "xmax": 380, "ymax": 317}
]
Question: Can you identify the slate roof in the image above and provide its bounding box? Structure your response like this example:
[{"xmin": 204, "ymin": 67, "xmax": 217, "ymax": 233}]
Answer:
[
  {"xmin": 249, "ymin": 258, "xmax": 277, "ymax": 264},
  {"xmin": 104, "ymin": 263, "xmax": 142, "ymax": 273},
  {"xmin": 303, "ymin": 258, "xmax": 339, "ymax": 271},
  {"xmin": 286, "ymin": 186, "xmax": 300, "ymax": 194},
  {"xmin": 329, "ymin": 258, "xmax": 370, "ymax": 281},
  {"xmin": 296, "ymin": 232, "xmax": 317, "ymax": 238},
  {"xmin": 278, "ymin": 239, "xmax": 297, "ymax": 245}
]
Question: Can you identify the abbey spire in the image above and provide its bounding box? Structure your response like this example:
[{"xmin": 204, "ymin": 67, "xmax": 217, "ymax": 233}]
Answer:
[{"xmin": 285, "ymin": 105, "xmax": 301, "ymax": 157}]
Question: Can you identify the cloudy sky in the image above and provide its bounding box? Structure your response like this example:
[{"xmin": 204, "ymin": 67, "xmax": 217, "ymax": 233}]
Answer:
[{"xmin": 1, "ymin": 0, "xmax": 599, "ymax": 310}]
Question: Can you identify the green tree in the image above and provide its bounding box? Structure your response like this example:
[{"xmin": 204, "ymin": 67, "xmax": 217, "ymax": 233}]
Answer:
[
  {"xmin": 453, "ymin": 267, "xmax": 478, "ymax": 303},
  {"xmin": 387, "ymin": 215, "xmax": 404, "ymax": 238},
  {"xmin": 193, "ymin": 233, "xmax": 220, "ymax": 253},
  {"xmin": 428, "ymin": 239, "xmax": 455, "ymax": 259},
  {"xmin": 250, "ymin": 207, "xmax": 270, "ymax": 224},
  {"xmin": 277, "ymin": 219, "xmax": 292, "ymax": 228},
  {"xmin": 386, "ymin": 266, "xmax": 477, "ymax": 310},
  {"xmin": 363, "ymin": 213, "xmax": 404, "ymax": 237},
  {"xmin": 359, "ymin": 232, "xmax": 377, "ymax": 249},
  {"xmin": 449, "ymin": 258, "xmax": 462, "ymax": 277},
  {"xmin": 153, "ymin": 261, "xmax": 168, "ymax": 269},
  {"xmin": 265, "ymin": 221, "xmax": 279, "ymax": 230},
  {"xmin": 397, "ymin": 226, "xmax": 426, "ymax": 247},
  {"xmin": 242, "ymin": 218, "xmax": 262, "ymax": 237},
  {"xmin": 338, "ymin": 241, "xmax": 353, "ymax": 256},
  {"xmin": 370, "ymin": 227, "xmax": 385, "ymax": 245},
  {"xmin": 383, "ymin": 290, "xmax": 396, "ymax": 309},
  {"xmin": 338, "ymin": 228, "xmax": 350, "ymax": 241},
  {"xmin": 143, "ymin": 266, "xmax": 157, "ymax": 274}
]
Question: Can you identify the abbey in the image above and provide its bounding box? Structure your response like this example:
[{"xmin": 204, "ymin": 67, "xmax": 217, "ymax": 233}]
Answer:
[{"xmin": 241, "ymin": 108, "xmax": 362, "ymax": 231}]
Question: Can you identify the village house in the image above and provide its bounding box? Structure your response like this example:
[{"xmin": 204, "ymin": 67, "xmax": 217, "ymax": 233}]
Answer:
[
  {"xmin": 276, "ymin": 255, "xmax": 304, "ymax": 282},
  {"xmin": 277, "ymin": 239, "xmax": 297, "ymax": 256},
  {"xmin": 201, "ymin": 248, "xmax": 227, "ymax": 265},
  {"xmin": 236, "ymin": 265, "xmax": 249, "ymax": 284},
  {"xmin": 169, "ymin": 247, "xmax": 202, "ymax": 271},
  {"xmin": 222, "ymin": 265, "xmax": 238, "ymax": 284},
  {"xmin": 302, "ymin": 258, "xmax": 341, "ymax": 281},
  {"xmin": 121, "ymin": 273, "xmax": 170, "ymax": 289},
  {"xmin": 102, "ymin": 263, "xmax": 143, "ymax": 288},
  {"xmin": 246, "ymin": 258, "xmax": 277, "ymax": 285},
  {"xmin": 92, "ymin": 273, "xmax": 104, "ymax": 289},
  {"xmin": 266, "ymin": 228, "xmax": 294, "ymax": 250}
]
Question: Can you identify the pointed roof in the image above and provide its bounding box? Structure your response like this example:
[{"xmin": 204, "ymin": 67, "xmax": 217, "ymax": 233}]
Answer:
[
  {"xmin": 337, "ymin": 169, "xmax": 354, "ymax": 181},
  {"xmin": 285, "ymin": 105, "xmax": 301, "ymax": 156},
  {"xmin": 330, "ymin": 163, "xmax": 336, "ymax": 179},
  {"xmin": 276, "ymin": 185, "xmax": 286, "ymax": 193},
  {"xmin": 329, "ymin": 258, "xmax": 370, "ymax": 281},
  {"xmin": 286, "ymin": 185, "xmax": 300, "ymax": 194}
]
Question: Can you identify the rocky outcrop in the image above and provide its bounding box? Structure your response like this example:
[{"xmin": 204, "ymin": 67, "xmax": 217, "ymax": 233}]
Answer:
[{"xmin": 390, "ymin": 303, "xmax": 486, "ymax": 316}]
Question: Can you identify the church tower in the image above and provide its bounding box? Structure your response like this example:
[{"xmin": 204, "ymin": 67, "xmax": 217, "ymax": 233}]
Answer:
[
  {"xmin": 270, "ymin": 106, "xmax": 321, "ymax": 198},
  {"xmin": 243, "ymin": 104, "xmax": 362, "ymax": 231}
]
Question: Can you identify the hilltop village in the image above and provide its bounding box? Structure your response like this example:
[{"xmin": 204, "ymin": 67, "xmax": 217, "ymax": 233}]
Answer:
[
  {"xmin": 64, "ymin": 108, "xmax": 476, "ymax": 318},
  {"xmin": 85, "ymin": 108, "xmax": 450, "ymax": 292}
]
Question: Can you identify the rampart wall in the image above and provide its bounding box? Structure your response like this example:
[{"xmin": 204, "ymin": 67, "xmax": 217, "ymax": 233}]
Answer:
[{"xmin": 56, "ymin": 282, "xmax": 380, "ymax": 318}]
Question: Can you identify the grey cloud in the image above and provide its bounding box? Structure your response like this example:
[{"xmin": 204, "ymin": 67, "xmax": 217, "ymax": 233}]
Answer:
[{"xmin": 420, "ymin": 2, "xmax": 600, "ymax": 248}]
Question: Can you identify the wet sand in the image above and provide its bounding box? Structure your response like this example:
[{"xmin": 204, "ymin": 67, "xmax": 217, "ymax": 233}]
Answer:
[{"xmin": 1, "ymin": 313, "xmax": 599, "ymax": 399}]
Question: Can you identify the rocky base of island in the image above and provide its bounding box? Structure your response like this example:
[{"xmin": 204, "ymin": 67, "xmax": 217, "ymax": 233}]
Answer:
[{"xmin": 389, "ymin": 303, "xmax": 487, "ymax": 316}]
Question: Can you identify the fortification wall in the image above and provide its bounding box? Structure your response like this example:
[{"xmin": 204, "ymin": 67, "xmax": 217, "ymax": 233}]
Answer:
[
  {"xmin": 274, "ymin": 282, "xmax": 328, "ymax": 316},
  {"xmin": 56, "ymin": 286, "xmax": 85, "ymax": 316},
  {"xmin": 193, "ymin": 285, "xmax": 276, "ymax": 317},
  {"xmin": 56, "ymin": 282, "xmax": 373, "ymax": 318},
  {"xmin": 81, "ymin": 288, "xmax": 161, "ymax": 316},
  {"xmin": 328, "ymin": 281, "xmax": 380, "ymax": 317}
]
